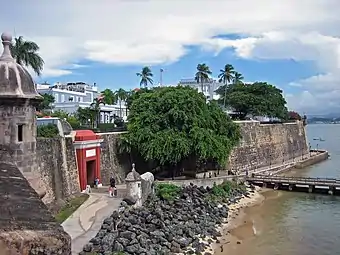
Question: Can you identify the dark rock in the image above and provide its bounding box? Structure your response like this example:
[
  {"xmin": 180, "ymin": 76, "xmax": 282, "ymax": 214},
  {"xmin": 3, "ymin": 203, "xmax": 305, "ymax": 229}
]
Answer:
[
  {"xmin": 82, "ymin": 243, "xmax": 92, "ymax": 252},
  {"xmin": 113, "ymin": 241, "xmax": 124, "ymax": 251},
  {"xmin": 123, "ymin": 196, "xmax": 137, "ymax": 205},
  {"xmin": 119, "ymin": 230, "xmax": 136, "ymax": 240},
  {"xmin": 80, "ymin": 183, "xmax": 248, "ymax": 254}
]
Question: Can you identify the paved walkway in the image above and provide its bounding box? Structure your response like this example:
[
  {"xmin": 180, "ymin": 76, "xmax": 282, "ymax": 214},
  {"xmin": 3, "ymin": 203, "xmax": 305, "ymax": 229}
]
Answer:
[{"xmin": 61, "ymin": 193, "xmax": 122, "ymax": 255}]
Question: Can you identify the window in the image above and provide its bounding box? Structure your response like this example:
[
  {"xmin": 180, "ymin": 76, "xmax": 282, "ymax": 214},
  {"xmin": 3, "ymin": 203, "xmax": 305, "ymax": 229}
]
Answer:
[
  {"xmin": 18, "ymin": 124, "xmax": 24, "ymax": 142},
  {"xmin": 61, "ymin": 94, "xmax": 65, "ymax": 102},
  {"xmin": 54, "ymin": 93, "xmax": 59, "ymax": 102}
]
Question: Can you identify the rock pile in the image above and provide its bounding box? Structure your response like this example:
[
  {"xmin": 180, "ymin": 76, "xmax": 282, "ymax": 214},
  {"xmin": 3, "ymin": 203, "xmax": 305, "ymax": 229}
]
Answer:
[{"xmin": 81, "ymin": 183, "xmax": 248, "ymax": 255}]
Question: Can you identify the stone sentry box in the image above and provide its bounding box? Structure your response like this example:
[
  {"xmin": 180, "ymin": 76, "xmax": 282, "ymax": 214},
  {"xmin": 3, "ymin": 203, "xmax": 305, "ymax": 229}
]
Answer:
[
  {"xmin": 125, "ymin": 163, "xmax": 155, "ymax": 207},
  {"xmin": 73, "ymin": 130, "xmax": 103, "ymax": 191}
]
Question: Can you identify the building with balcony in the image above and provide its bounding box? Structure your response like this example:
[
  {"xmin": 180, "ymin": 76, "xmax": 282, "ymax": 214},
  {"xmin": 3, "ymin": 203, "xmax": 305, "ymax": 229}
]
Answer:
[
  {"xmin": 36, "ymin": 82, "xmax": 127, "ymax": 123},
  {"xmin": 178, "ymin": 78, "xmax": 223, "ymax": 101}
]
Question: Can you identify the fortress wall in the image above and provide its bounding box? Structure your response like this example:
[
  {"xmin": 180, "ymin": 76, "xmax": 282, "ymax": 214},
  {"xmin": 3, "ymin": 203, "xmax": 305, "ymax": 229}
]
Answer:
[
  {"xmin": 228, "ymin": 120, "xmax": 309, "ymax": 172},
  {"xmin": 35, "ymin": 121, "xmax": 308, "ymax": 203},
  {"xmin": 36, "ymin": 137, "xmax": 80, "ymax": 204}
]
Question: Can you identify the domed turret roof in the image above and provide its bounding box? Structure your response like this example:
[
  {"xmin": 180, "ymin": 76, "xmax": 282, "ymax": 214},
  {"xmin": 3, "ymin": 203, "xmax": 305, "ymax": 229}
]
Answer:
[{"xmin": 0, "ymin": 32, "xmax": 42, "ymax": 100}]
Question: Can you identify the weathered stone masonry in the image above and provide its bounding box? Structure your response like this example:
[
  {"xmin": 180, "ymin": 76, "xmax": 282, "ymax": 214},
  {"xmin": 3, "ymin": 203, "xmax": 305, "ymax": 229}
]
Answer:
[
  {"xmin": 0, "ymin": 31, "xmax": 71, "ymax": 254},
  {"xmin": 229, "ymin": 121, "xmax": 308, "ymax": 172},
  {"xmin": 36, "ymin": 137, "xmax": 80, "ymax": 204},
  {"xmin": 35, "ymin": 120, "xmax": 308, "ymax": 205}
]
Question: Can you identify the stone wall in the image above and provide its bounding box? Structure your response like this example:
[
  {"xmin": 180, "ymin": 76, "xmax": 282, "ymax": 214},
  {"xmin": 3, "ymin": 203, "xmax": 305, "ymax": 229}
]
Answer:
[
  {"xmin": 98, "ymin": 132, "xmax": 131, "ymax": 185},
  {"xmin": 95, "ymin": 121, "xmax": 310, "ymax": 184},
  {"xmin": 0, "ymin": 148, "xmax": 71, "ymax": 255},
  {"xmin": 228, "ymin": 120, "xmax": 308, "ymax": 172},
  {"xmin": 36, "ymin": 137, "xmax": 80, "ymax": 204},
  {"xmin": 34, "ymin": 121, "xmax": 309, "ymax": 204}
]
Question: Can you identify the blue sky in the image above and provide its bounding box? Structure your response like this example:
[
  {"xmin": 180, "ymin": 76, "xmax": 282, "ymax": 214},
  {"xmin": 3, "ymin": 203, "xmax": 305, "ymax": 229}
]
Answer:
[
  {"xmin": 39, "ymin": 45, "xmax": 316, "ymax": 100},
  {"xmin": 2, "ymin": 0, "xmax": 340, "ymax": 115}
]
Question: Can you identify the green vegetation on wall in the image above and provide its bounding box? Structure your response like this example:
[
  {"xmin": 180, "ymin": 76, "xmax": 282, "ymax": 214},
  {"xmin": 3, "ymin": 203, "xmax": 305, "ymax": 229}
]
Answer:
[{"xmin": 37, "ymin": 123, "xmax": 59, "ymax": 138}]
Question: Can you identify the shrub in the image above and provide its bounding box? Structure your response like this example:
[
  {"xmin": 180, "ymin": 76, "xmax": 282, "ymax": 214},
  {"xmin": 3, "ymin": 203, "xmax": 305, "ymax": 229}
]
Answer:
[
  {"xmin": 37, "ymin": 124, "xmax": 59, "ymax": 138},
  {"xmin": 155, "ymin": 183, "xmax": 181, "ymax": 201},
  {"xmin": 209, "ymin": 181, "xmax": 246, "ymax": 201}
]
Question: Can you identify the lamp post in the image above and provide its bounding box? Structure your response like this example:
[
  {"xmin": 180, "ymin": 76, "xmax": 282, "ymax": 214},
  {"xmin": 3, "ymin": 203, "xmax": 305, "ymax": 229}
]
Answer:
[
  {"xmin": 309, "ymin": 143, "xmax": 312, "ymax": 157},
  {"xmin": 282, "ymin": 152, "xmax": 285, "ymax": 164},
  {"xmin": 293, "ymin": 149, "xmax": 295, "ymax": 162},
  {"xmin": 269, "ymin": 153, "xmax": 272, "ymax": 169}
]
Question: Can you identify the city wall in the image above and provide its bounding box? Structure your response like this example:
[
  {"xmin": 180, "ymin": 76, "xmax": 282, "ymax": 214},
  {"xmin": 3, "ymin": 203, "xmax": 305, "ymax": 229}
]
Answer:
[
  {"xmin": 228, "ymin": 120, "xmax": 309, "ymax": 172},
  {"xmin": 36, "ymin": 137, "xmax": 80, "ymax": 204},
  {"xmin": 35, "ymin": 120, "xmax": 309, "ymax": 204}
]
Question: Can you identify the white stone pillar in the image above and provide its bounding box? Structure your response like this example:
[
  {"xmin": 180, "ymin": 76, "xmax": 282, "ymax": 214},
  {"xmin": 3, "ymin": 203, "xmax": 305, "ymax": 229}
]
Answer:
[{"xmin": 125, "ymin": 163, "xmax": 142, "ymax": 207}]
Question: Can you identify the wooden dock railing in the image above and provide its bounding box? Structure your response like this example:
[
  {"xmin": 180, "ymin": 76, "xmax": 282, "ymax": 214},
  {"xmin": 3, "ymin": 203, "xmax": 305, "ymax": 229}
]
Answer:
[{"xmin": 246, "ymin": 175, "xmax": 340, "ymax": 186}]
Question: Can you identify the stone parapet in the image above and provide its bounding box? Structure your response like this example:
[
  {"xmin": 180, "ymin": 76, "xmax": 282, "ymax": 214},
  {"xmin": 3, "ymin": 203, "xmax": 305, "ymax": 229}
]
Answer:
[{"xmin": 0, "ymin": 149, "xmax": 71, "ymax": 254}]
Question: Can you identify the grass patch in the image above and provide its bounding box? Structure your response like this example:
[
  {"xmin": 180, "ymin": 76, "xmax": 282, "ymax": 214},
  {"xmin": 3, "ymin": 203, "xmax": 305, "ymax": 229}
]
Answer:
[
  {"xmin": 207, "ymin": 180, "xmax": 246, "ymax": 202},
  {"xmin": 54, "ymin": 194, "xmax": 89, "ymax": 223},
  {"xmin": 155, "ymin": 183, "xmax": 181, "ymax": 201}
]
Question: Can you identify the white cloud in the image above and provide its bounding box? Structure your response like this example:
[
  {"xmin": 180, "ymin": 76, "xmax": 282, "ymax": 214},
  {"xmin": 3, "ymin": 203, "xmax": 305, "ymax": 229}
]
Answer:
[{"xmin": 1, "ymin": 0, "xmax": 340, "ymax": 113}]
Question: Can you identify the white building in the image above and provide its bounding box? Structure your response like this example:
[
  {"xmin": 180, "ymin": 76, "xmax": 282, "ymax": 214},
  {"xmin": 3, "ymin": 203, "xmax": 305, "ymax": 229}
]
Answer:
[
  {"xmin": 36, "ymin": 82, "xmax": 128, "ymax": 123},
  {"xmin": 178, "ymin": 78, "xmax": 223, "ymax": 101}
]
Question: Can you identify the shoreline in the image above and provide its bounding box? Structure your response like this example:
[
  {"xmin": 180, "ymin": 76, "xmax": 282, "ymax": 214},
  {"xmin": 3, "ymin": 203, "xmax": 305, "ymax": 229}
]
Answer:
[
  {"xmin": 181, "ymin": 186, "xmax": 265, "ymax": 255},
  {"xmin": 213, "ymin": 186, "xmax": 265, "ymax": 254}
]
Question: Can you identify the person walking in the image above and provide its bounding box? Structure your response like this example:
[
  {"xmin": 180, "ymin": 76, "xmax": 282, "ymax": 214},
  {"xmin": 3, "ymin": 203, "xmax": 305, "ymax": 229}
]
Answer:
[{"xmin": 109, "ymin": 175, "xmax": 116, "ymax": 197}]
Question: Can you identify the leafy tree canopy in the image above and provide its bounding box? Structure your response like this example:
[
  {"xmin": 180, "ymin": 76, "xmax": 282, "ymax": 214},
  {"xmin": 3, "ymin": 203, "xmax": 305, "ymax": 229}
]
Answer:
[
  {"xmin": 287, "ymin": 111, "xmax": 302, "ymax": 121},
  {"xmin": 37, "ymin": 123, "xmax": 59, "ymax": 138},
  {"xmin": 121, "ymin": 86, "xmax": 241, "ymax": 168},
  {"xmin": 37, "ymin": 93, "xmax": 55, "ymax": 112},
  {"xmin": 10, "ymin": 36, "xmax": 44, "ymax": 76},
  {"xmin": 218, "ymin": 82, "xmax": 288, "ymax": 119}
]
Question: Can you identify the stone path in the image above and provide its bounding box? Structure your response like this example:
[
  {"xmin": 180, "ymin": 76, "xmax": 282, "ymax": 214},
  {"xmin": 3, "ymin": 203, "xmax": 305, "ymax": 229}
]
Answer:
[{"xmin": 61, "ymin": 193, "xmax": 122, "ymax": 255}]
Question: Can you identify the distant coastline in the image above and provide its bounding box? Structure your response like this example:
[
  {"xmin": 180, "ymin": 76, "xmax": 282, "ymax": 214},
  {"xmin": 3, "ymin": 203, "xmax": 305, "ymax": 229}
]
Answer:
[
  {"xmin": 308, "ymin": 122, "xmax": 340, "ymax": 124},
  {"xmin": 308, "ymin": 117, "xmax": 340, "ymax": 124}
]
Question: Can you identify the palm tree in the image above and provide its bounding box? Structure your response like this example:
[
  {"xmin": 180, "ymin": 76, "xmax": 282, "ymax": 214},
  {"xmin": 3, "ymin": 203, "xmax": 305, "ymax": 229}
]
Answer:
[
  {"xmin": 101, "ymin": 88, "xmax": 117, "ymax": 105},
  {"xmin": 10, "ymin": 36, "xmax": 44, "ymax": 76},
  {"xmin": 195, "ymin": 63, "xmax": 212, "ymax": 95},
  {"xmin": 218, "ymin": 64, "xmax": 235, "ymax": 109},
  {"xmin": 114, "ymin": 88, "xmax": 129, "ymax": 118},
  {"xmin": 136, "ymin": 67, "xmax": 153, "ymax": 88},
  {"xmin": 233, "ymin": 71, "xmax": 244, "ymax": 84},
  {"xmin": 91, "ymin": 98, "xmax": 104, "ymax": 128}
]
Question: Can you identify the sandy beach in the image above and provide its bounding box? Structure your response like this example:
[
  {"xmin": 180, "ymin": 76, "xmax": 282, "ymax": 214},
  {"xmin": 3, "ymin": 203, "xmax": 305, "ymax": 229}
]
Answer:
[{"xmin": 213, "ymin": 186, "xmax": 265, "ymax": 255}]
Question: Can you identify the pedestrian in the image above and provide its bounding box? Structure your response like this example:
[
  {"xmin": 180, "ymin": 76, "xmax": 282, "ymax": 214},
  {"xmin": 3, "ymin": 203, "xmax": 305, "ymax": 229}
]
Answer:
[
  {"xmin": 109, "ymin": 175, "xmax": 116, "ymax": 197},
  {"xmin": 94, "ymin": 177, "xmax": 100, "ymax": 188}
]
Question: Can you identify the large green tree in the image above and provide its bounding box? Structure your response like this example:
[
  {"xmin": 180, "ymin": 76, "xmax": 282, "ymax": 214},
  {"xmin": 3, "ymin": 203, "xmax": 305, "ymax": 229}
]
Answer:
[
  {"xmin": 195, "ymin": 63, "xmax": 212, "ymax": 94},
  {"xmin": 218, "ymin": 82, "xmax": 288, "ymax": 120},
  {"xmin": 10, "ymin": 36, "xmax": 44, "ymax": 76},
  {"xmin": 121, "ymin": 86, "xmax": 241, "ymax": 177},
  {"xmin": 37, "ymin": 93, "xmax": 55, "ymax": 111},
  {"xmin": 101, "ymin": 88, "xmax": 116, "ymax": 105},
  {"xmin": 136, "ymin": 66, "xmax": 153, "ymax": 88},
  {"xmin": 75, "ymin": 107, "xmax": 97, "ymax": 128}
]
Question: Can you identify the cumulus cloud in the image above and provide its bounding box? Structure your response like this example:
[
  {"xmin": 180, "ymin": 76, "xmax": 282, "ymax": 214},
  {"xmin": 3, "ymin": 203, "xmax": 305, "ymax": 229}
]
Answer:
[{"xmin": 1, "ymin": 0, "xmax": 340, "ymax": 113}]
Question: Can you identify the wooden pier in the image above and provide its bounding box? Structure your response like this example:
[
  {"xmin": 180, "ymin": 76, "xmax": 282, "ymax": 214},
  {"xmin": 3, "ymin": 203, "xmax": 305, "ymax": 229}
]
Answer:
[{"xmin": 246, "ymin": 175, "xmax": 340, "ymax": 195}]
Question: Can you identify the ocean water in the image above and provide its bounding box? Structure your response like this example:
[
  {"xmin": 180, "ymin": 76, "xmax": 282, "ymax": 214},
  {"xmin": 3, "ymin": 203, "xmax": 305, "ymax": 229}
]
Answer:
[{"xmin": 218, "ymin": 124, "xmax": 340, "ymax": 255}]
